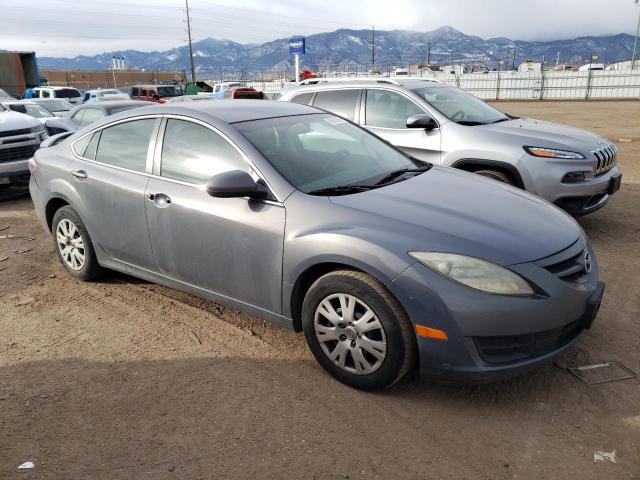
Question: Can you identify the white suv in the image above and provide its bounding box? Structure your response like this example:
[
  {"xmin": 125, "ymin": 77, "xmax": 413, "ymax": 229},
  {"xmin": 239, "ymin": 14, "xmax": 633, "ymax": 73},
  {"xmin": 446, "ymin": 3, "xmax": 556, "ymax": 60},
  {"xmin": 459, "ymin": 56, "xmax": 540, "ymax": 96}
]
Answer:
[
  {"xmin": 0, "ymin": 103, "xmax": 47, "ymax": 187},
  {"xmin": 31, "ymin": 86, "xmax": 83, "ymax": 106}
]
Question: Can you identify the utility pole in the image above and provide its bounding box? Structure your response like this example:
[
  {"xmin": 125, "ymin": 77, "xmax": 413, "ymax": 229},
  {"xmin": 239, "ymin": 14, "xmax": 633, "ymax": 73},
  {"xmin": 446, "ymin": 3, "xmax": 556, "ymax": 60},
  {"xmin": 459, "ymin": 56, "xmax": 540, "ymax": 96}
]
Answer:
[
  {"xmin": 632, "ymin": 0, "xmax": 640, "ymax": 70},
  {"xmin": 427, "ymin": 37, "xmax": 431, "ymax": 66},
  {"xmin": 371, "ymin": 25, "xmax": 375, "ymax": 75},
  {"xmin": 185, "ymin": 0, "xmax": 196, "ymax": 81}
]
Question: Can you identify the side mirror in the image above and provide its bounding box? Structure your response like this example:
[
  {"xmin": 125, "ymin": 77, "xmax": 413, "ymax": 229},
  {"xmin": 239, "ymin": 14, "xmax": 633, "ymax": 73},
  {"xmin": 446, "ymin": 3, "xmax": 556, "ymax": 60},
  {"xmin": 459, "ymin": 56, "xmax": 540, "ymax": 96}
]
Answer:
[
  {"xmin": 205, "ymin": 170, "xmax": 269, "ymax": 200},
  {"xmin": 406, "ymin": 114, "xmax": 438, "ymax": 131}
]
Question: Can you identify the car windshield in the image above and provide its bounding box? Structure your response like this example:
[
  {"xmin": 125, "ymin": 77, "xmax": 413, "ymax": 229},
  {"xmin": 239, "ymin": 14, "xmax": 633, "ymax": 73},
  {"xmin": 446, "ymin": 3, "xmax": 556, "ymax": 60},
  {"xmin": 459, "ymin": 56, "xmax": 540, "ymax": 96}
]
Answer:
[
  {"xmin": 0, "ymin": 88, "xmax": 11, "ymax": 98},
  {"xmin": 54, "ymin": 88, "xmax": 81, "ymax": 99},
  {"xmin": 236, "ymin": 113, "xmax": 424, "ymax": 194},
  {"xmin": 157, "ymin": 86, "xmax": 179, "ymax": 97},
  {"xmin": 38, "ymin": 99, "xmax": 73, "ymax": 111},
  {"xmin": 9, "ymin": 103, "xmax": 54, "ymax": 118},
  {"xmin": 411, "ymin": 86, "xmax": 509, "ymax": 125}
]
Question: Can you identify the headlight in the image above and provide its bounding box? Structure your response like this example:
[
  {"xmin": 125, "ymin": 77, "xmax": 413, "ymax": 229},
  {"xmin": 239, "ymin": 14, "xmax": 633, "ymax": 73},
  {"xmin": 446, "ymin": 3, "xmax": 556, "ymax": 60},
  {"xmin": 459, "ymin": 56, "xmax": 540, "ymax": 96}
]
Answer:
[
  {"xmin": 524, "ymin": 146, "xmax": 585, "ymax": 159},
  {"xmin": 409, "ymin": 252, "xmax": 534, "ymax": 295}
]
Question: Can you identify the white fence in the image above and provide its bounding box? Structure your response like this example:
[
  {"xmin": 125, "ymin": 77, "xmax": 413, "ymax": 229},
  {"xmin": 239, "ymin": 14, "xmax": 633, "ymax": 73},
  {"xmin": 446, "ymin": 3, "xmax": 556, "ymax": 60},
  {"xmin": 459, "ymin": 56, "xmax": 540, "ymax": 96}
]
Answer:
[{"xmin": 247, "ymin": 70, "xmax": 640, "ymax": 100}]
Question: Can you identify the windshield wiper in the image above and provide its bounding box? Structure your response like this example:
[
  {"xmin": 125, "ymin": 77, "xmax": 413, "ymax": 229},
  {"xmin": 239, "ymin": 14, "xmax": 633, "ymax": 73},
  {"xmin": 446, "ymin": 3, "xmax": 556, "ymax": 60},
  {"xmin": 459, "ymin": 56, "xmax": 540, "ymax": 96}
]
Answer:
[
  {"xmin": 307, "ymin": 184, "xmax": 375, "ymax": 196},
  {"xmin": 374, "ymin": 165, "xmax": 432, "ymax": 186},
  {"xmin": 489, "ymin": 118, "xmax": 510, "ymax": 124}
]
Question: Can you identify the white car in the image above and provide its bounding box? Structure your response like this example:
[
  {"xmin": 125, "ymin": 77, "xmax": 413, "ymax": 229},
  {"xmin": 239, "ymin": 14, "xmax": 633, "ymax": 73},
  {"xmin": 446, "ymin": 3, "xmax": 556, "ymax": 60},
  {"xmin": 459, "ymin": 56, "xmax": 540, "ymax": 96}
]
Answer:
[
  {"xmin": 1, "ymin": 100, "xmax": 75, "ymax": 136},
  {"xmin": 31, "ymin": 86, "xmax": 83, "ymax": 106},
  {"xmin": 0, "ymin": 103, "xmax": 47, "ymax": 187},
  {"xmin": 82, "ymin": 89, "xmax": 130, "ymax": 103}
]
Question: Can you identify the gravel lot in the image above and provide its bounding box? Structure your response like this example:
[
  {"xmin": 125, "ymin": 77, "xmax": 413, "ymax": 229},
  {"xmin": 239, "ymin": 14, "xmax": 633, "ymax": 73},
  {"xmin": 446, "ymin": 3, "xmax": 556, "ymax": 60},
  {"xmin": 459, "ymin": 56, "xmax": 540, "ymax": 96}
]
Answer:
[{"xmin": 0, "ymin": 101, "xmax": 638, "ymax": 479}]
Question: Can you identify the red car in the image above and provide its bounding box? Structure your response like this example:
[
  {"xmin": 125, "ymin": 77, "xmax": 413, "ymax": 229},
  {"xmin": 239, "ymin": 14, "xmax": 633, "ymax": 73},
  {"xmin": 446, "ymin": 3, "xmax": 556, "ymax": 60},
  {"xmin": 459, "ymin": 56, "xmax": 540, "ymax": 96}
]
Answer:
[
  {"xmin": 130, "ymin": 85, "xmax": 182, "ymax": 103},
  {"xmin": 222, "ymin": 87, "xmax": 264, "ymax": 99}
]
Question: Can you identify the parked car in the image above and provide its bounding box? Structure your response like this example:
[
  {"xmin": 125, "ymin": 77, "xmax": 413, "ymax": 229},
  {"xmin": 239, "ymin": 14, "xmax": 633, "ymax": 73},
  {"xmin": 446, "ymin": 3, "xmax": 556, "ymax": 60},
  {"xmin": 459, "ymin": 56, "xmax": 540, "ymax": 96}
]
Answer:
[
  {"xmin": 130, "ymin": 85, "xmax": 182, "ymax": 103},
  {"xmin": 279, "ymin": 78, "xmax": 622, "ymax": 216},
  {"xmin": 30, "ymin": 100, "xmax": 603, "ymax": 390},
  {"xmin": 1, "ymin": 100, "xmax": 76, "ymax": 136},
  {"xmin": 211, "ymin": 82, "xmax": 245, "ymax": 98},
  {"xmin": 31, "ymin": 86, "xmax": 83, "ymax": 106},
  {"xmin": 28, "ymin": 98, "xmax": 74, "ymax": 117},
  {"xmin": 0, "ymin": 103, "xmax": 47, "ymax": 187},
  {"xmin": 222, "ymin": 87, "xmax": 264, "ymax": 99},
  {"xmin": 82, "ymin": 89, "xmax": 130, "ymax": 103},
  {"xmin": 66, "ymin": 100, "xmax": 149, "ymax": 129}
]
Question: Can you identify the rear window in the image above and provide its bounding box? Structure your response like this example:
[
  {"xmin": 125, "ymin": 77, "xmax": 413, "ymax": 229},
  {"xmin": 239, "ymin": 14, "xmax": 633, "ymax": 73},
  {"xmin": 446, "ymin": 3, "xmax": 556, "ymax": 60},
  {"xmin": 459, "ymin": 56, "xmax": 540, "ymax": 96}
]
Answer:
[
  {"xmin": 54, "ymin": 88, "xmax": 81, "ymax": 99},
  {"xmin": 312, "ymin": 89, "xmax": 360, "ymax": 121}
]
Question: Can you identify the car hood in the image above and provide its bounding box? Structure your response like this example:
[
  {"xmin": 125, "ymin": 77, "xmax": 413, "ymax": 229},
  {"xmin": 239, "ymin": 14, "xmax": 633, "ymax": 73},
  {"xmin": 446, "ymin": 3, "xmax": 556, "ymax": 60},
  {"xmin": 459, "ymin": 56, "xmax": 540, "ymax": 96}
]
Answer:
[
  {"xmin": 478, "ymin": 117, "xmax": 609, "ymax": 152},
  {"xmin": 330, "ymin": 167, "xmax": 581, "ymax": 266},
  {"xmin": 0, "ymin": 111, "xmax": 43, "ymax": 130}
]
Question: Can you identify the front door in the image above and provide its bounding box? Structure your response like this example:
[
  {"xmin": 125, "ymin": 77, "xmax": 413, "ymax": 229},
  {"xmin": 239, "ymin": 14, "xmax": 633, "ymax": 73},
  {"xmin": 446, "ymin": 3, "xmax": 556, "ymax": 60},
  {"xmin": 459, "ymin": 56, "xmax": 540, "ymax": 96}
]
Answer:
[
  {"xmin": 145, "ymin": 117, "xmax": 285, "ymax": 313},
  {"xmin": 362, "ymin": 89, "xmax": 442, "ymax": 164},
  {"xmin": 69, "ymin": 117, "xmax": 159, "ymax": 271}
]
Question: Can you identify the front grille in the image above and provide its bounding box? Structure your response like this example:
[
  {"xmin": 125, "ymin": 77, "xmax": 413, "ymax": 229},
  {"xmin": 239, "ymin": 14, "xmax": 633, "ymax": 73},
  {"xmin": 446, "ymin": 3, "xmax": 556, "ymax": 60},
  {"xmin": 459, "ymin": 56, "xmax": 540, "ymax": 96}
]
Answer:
[
  {"xmin": 0, "ymin": 144, "xmax": 39, "ymax": 163},
  {"xmin": 474, "ymin": 320, "xmax": 582, "ymax": 364},
  {"xmin": 0, "ymin": 126, "xmax": 42, "ymax": 138},
  {"xmin": 591, "ymin": 144, "xmax": 617, "ymax": 175},
  {"xmin": 544, "ymin": 250, "xmax": 588, "ymax": 282}
]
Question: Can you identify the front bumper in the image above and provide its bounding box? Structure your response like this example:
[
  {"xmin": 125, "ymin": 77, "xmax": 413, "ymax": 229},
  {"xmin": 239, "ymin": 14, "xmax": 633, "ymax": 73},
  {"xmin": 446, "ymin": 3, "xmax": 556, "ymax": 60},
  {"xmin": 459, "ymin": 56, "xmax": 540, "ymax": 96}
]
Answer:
[
  {"xmin": 390, "ymin": 241, "xmax": 601, "ymax": 383},
  {"xmin": 517, "ymin": 152, "xmax": 621, "ymax": 216}
]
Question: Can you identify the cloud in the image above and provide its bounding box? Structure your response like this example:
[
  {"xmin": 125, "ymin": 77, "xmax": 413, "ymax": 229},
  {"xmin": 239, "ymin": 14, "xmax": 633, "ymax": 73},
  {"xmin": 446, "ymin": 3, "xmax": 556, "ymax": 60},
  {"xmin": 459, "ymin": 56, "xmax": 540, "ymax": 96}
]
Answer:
[{"xmin": 0, "ymin": 0, "xmax": 636, "ymax": 57}]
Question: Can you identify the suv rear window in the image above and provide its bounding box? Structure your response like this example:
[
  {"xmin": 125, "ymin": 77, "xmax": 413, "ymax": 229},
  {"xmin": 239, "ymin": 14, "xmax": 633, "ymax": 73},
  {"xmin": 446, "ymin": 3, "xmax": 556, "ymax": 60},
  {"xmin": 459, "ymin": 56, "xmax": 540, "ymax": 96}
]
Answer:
[
  {"xmin": 291, "ymin": 92, "xmax": 313, "ymax": 105},
  {"xmin": 312, "ymin": 90, "xmax": 360, "ymax": 121},
  {"xmin": 54, "ymin": 88, "xmax": 81, "ymax": 99}
]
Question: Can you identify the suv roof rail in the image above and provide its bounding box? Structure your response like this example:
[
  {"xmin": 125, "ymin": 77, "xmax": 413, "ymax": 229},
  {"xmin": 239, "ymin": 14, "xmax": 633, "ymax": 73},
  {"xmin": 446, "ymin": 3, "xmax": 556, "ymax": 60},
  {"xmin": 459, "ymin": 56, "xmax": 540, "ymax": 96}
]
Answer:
[{"xmin": 297, "ymin": 77, "xmax": 441, "ymax": 86}]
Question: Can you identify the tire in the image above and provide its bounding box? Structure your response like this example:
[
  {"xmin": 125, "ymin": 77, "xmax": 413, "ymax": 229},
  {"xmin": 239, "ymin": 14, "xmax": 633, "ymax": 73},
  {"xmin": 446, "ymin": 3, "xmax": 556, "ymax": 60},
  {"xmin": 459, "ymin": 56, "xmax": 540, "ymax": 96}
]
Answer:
[
  {"xmin": 51, "ymin": 206, "xmax": 102, "ymax": 281},
  {"xmin": 301, "ymin": 270, "xmax": 417, "ymax": 390},
  {"xmin": 474, "ymin": 169, "xmax": 516, "ymax": 186}
]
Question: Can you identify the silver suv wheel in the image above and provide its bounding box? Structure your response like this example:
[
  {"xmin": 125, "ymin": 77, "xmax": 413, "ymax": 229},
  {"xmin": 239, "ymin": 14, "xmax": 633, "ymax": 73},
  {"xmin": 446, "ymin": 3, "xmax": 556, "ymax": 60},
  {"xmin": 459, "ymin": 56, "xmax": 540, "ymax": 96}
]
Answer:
[{"xmin": 314, "ymin": 293, "xmax": 387, "ymax": 375}]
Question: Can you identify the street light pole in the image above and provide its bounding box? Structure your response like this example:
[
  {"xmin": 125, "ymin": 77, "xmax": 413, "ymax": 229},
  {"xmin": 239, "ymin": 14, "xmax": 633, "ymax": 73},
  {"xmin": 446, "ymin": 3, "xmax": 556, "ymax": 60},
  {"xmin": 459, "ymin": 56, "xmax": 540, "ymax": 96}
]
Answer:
[
  {"xmin": 185, "ymin": 0, "xmax": 196, "ymax": 81},
  {"xmin": 632, "ymin": 0, "xmax": 640, "ymax": 69}
]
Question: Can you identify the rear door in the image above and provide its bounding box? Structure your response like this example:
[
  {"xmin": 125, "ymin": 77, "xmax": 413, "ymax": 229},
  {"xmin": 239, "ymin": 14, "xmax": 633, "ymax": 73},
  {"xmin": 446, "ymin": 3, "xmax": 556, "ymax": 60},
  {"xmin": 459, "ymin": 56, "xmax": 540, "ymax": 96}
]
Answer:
[
  {"xmin": 361, "ymin": 88, "xmax": 441, "ymax": 164},
  {"xmin": 69, "ymin": 116, "xmax": 160, "ymax": 271},
  {"xmin": 144, "ymin": 116, "xmax": 285, "ymax": 313},
  {"xmin": 311, "ymin": 89, "xmax": 361, "ymax": 122}
]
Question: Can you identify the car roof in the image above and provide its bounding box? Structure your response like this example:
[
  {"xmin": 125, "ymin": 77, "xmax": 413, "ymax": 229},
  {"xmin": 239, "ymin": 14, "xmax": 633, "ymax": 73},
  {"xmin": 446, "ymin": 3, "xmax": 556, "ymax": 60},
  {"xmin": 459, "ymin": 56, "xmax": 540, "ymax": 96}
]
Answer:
[
  {"xmin": 285, "ymin": 77, "xmax": 449, "ymax": 94},
  {"xmin": 36, "ymin": 86, "xmax": 80, "ymax": 90},
  {"xmin": 78, "ymin": 100, "xmax": 147, "ymax": 110},
  {"xmin": 132, "ymin": 99, "xmax": 320, "ymax": 123}
]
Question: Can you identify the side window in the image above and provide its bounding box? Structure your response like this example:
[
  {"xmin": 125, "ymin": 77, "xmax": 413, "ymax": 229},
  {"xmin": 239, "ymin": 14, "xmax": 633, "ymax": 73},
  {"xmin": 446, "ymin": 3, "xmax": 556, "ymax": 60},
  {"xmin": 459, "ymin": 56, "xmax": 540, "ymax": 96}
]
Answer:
[
  {"xmin": 71, "ymin": 110, "xmax": 85, "ymax": 125},
  {"xmin": 290, "ymin": 92, "xmax": 313, "ymax": 105},
  {"xmin": 32, "ymin": 90, "xmax": 40, "ymax": 98},
  {"xmin": 160, "ymin": 119, "xmax": 248, "ymax": 184},
  {"xmin": 131, "ymin": 87, "xmax": 139, "ymax": 96},
  {"xmin": 80, "ymin": 108, "xmax": 105, "ymax": 126},
  {"xmin": 312, "ymin": 89, "xmax": 360, "ymax": 121},
  {"xmin": 365, "ymin": 90, "xmax": 425, "ymax": 129},
  {"xmin": 42, "ymin": 90, "xmax": 51, "ymax": 98},
  {"xmin": 73, "ymin": 131, "xmax": 100, "ymax": 160},
  {"xmin": 95, "ymin": 119, "xmax": 155, "ymax": 171}
]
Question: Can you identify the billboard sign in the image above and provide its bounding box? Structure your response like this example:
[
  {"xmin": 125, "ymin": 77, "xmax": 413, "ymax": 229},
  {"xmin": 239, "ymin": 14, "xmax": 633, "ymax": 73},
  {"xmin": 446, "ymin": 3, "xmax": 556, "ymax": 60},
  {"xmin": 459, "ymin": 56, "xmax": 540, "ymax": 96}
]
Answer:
[{"xmin": 289, "ymin": 37, "xmax": 305, "ymax": 55}]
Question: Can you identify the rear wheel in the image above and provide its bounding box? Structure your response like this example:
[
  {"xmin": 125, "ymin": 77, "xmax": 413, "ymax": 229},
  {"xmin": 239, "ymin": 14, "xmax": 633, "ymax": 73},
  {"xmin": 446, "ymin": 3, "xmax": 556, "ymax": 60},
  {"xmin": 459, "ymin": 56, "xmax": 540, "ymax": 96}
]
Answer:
[
  {"xmin": 301, "ymin": 270, "xmax": 417, "ymax": 390},
  {"xmin": 52, "ymin": 206, "xmax": 102, "ymax": 281},
  {"xmin": 474, "ymin": 169, "xmax": 516, "ymax": 186}
]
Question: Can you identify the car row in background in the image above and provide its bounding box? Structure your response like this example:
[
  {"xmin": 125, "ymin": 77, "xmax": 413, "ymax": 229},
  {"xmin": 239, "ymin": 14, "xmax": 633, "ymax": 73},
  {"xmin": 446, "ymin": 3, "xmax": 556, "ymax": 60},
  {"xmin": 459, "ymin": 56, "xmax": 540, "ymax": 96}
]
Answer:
[{"xmin": 279, "ymin": 78, "xmax": 621, "ymax": 216}]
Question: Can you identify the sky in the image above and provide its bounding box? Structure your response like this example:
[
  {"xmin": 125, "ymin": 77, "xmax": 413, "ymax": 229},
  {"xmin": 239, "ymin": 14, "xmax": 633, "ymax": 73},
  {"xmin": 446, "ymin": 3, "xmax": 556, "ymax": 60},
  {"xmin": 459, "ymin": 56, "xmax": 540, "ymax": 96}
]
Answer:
[{"xmin": 0, "ymin": 0, "xmax": 637, "ymax": 57}]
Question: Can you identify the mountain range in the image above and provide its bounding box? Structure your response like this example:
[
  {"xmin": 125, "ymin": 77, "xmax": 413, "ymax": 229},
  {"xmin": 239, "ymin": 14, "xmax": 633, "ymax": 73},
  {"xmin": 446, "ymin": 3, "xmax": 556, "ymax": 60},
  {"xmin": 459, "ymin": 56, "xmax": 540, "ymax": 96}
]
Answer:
[{"xmin": 37, "ymin": 26, "xmax": 636, "ymax": 75}]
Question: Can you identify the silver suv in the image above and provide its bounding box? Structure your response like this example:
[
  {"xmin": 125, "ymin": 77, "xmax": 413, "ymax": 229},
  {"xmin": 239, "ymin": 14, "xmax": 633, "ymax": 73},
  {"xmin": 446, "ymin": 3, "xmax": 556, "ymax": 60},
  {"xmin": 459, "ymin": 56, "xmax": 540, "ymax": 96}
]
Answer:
[
  {"xmin": 279, "ymin": 78, "xmax": 622, "ymax": 216},
  {"xmin": 0, "ymin": 103, "xmax": 47, "ymax": 187}
]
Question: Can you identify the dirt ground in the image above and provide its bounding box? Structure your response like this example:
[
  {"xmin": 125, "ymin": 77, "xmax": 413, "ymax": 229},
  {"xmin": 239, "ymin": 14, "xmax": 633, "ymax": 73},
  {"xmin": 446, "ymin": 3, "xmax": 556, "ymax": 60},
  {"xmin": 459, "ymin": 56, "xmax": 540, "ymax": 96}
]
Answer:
[{"xmin": 0, "ymin": 101, "xmax": 639, "ymax": 479}]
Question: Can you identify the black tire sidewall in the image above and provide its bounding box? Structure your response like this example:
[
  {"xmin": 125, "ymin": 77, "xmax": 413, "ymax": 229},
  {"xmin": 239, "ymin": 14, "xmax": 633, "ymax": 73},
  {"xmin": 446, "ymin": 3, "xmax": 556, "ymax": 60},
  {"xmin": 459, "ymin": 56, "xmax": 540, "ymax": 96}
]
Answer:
[
  {"xmin": 51, "ymin": 206, "xmax": 99, "ymax": 281},
  {"xmin": 302, "ymin": 273, "xmax": 409, "ymax": 390}
]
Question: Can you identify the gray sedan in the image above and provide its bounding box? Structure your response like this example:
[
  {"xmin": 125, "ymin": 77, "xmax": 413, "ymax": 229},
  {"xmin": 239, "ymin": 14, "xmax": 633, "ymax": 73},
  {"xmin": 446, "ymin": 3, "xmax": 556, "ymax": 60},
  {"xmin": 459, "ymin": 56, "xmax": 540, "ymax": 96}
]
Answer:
[{"xmin": 29, "ymin": 100, "xmax": 603, "ymax": 389}]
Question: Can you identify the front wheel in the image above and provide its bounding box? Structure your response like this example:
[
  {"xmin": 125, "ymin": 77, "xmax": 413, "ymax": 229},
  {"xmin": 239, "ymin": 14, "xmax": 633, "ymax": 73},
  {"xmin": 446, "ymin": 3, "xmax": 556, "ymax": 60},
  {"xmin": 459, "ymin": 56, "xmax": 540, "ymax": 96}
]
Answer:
[{"xmin": 301, "ymin": 270, "xmax": 417, "ymax": 390}]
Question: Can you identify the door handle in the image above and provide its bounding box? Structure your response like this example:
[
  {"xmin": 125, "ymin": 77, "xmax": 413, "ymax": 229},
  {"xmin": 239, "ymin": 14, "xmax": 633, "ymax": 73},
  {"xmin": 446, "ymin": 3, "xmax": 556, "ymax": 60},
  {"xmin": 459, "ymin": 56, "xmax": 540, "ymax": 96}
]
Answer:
[
  {"xmin": 148, "ymin": 193, "xmax": 172, "ymax": 207},
  {"xmin": 70, "ymin": 169, "xmax": 87, "ymax": 179}
]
